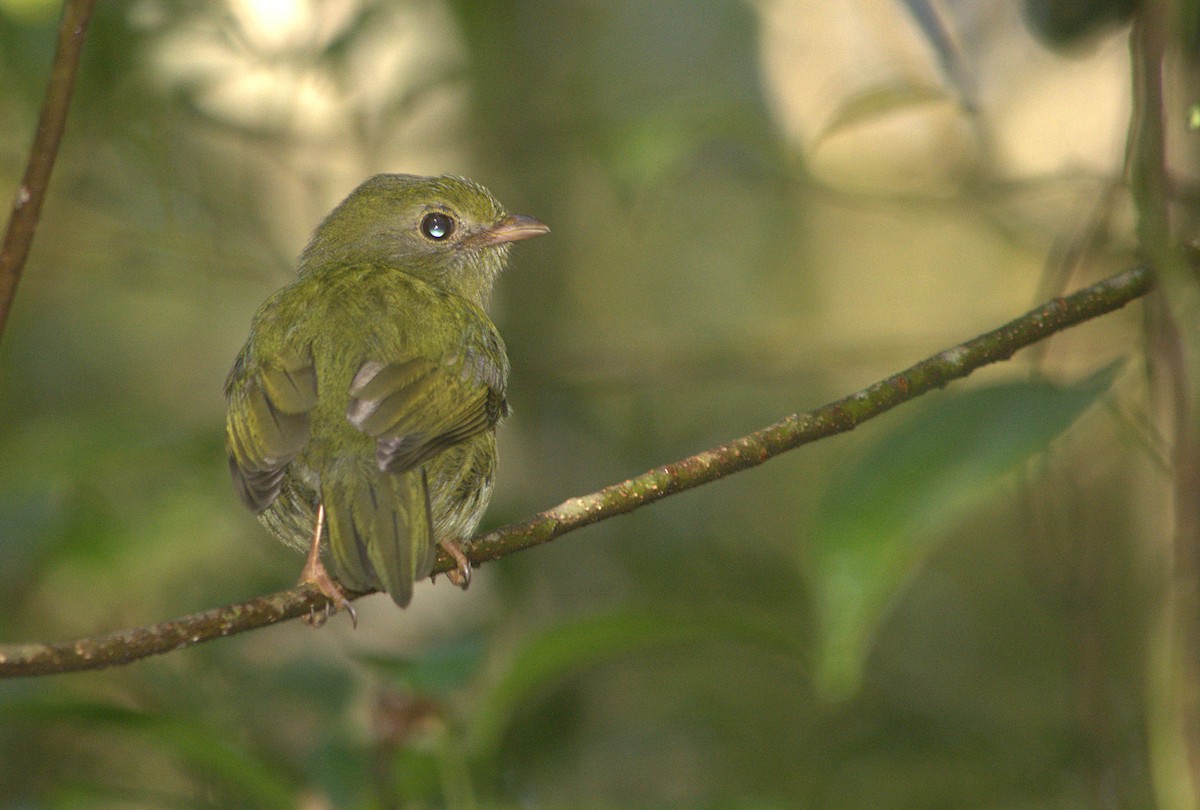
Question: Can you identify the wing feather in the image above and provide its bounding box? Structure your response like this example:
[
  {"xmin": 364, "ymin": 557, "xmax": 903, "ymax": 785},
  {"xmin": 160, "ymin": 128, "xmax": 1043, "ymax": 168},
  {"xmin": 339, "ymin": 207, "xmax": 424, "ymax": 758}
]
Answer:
[
  {"xmin": 224, "ymin": 346, "xmax": 317, "ymax": 513},
  {"xmin": 346, "ymin": 327, "xmax": 508, "ymax": 474}
]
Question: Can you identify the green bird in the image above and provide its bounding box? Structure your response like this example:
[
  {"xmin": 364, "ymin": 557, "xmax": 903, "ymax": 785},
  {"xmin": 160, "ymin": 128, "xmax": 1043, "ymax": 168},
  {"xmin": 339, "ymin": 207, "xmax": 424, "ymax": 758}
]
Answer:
[{"xmin": 224, "ymin": 174, "xmax": 548, "ymax": 621}]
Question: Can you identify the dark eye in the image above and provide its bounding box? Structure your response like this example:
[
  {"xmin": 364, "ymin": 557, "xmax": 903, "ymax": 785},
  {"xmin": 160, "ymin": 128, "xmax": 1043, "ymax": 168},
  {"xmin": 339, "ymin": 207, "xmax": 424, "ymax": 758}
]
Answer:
[{"xmin": 420, "ymin": 212, "xmax": 455, "ymax": 240}]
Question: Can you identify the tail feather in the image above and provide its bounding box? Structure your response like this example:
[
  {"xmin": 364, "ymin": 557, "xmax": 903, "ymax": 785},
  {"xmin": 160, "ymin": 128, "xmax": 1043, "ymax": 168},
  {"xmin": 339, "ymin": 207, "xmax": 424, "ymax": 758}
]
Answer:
[{"xmin": 322, "ymin": 467, "xmax": 435, "ymax": 607}]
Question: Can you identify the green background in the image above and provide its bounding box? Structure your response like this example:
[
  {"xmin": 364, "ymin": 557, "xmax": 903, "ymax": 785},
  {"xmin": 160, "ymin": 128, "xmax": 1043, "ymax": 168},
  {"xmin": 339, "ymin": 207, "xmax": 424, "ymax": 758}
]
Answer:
[{"xmin": 0, "ymin": 1, "xmax": 1173, "ymax": 806}]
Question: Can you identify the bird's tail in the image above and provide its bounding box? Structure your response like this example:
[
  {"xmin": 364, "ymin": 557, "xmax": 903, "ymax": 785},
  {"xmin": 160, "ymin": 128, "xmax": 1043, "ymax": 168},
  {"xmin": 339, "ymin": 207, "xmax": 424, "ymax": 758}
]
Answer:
[{"xmin": 321, "ymin": 464, "xmax": 436, "ymax": 608}]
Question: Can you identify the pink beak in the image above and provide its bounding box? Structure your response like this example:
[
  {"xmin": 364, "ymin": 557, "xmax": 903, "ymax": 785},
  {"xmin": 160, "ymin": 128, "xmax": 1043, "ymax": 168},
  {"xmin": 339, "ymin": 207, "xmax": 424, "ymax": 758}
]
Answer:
[{"xmin": 480, "ymin": 214, "xmax": 550, "ymax": 245}]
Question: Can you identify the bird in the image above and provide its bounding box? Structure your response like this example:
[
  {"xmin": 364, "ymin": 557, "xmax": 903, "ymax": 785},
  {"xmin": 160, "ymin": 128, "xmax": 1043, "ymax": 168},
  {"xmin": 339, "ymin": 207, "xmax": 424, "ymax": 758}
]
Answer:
[{"xmin": 224, "ymin": 173, "xmax": 548, "ymax": 623}]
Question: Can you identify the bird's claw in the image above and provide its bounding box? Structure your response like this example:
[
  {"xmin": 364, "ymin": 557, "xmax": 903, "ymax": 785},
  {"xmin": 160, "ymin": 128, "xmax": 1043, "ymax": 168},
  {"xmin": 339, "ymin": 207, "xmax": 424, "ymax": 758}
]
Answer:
[
  {"xmin": 299, "ymin": 558, "xmax": 358, "ymax": 628},
  {"xmin": 440, "ymin": 538, "xmax": 472, "ymax": 590}
]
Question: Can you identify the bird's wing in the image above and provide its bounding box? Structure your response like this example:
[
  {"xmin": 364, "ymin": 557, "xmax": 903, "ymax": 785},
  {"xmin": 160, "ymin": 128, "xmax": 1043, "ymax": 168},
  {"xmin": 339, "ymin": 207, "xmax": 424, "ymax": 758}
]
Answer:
[
  {"xmin": 346, "ymin": 324, "xmax": 508, "ymax": 474},
  {"xmin": 224, "ymin": 345, "xmax": 318, "ymax": 513}
]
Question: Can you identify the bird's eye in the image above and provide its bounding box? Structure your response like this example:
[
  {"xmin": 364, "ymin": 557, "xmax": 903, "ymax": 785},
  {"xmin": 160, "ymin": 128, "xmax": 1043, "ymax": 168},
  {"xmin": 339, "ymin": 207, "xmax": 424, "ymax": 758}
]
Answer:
[{"xmin": 420, "ymin": 212, "xmax": 455, "ymax": 241}]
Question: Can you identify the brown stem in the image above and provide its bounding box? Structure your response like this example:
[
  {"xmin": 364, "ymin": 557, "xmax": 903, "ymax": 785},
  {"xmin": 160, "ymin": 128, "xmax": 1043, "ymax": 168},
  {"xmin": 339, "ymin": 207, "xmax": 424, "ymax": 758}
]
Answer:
[
  {"xmin": 0, "ymin": 0, "xmax": 96, "ymax": 342},
  {"xmin": 1129, "ymin": 5, "xmax": 1200, "ymax": 804},
  {"xmin": 0, "ymin": 261, "xmax": 1156, "ymax": 678}
]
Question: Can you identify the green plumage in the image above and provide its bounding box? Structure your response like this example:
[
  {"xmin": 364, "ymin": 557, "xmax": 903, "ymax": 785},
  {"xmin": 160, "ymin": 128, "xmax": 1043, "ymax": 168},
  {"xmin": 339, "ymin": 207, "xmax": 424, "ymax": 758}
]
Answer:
[{"xmin": 224, "ymin": 174, "xmax": 547, "ymax": 609}]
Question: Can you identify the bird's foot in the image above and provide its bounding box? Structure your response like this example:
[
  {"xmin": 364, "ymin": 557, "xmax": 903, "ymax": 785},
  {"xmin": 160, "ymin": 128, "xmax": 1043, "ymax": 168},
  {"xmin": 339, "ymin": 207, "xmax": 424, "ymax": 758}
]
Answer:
[
  {"xmin": 439, "ymin": 538, "xmax": 472, "ymax": 590},
  {"xmin": 299, "ymin": 503, "xmax": 358, "ymax": 628},
  {"xmin": 298, "ymin": 555, "xmax": 358, "ymax": 628}
]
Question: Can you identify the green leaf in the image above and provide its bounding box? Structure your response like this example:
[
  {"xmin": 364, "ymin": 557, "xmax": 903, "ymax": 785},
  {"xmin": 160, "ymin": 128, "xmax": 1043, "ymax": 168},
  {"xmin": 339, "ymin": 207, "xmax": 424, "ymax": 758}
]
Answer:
[
  {"xmin": 811, "ymin": 364, "xmax": 1121, "ymax": 700},
  {"xmin": 468, "ymin": 608, "xmax": 806, "ymax": 759},
  {"xmin": 355, "ymin": 633, "xmax": 487, "ymax": 696},
  {"xmin": 3, "ymin": 698, "xmax": 298, "ymax": 808}
]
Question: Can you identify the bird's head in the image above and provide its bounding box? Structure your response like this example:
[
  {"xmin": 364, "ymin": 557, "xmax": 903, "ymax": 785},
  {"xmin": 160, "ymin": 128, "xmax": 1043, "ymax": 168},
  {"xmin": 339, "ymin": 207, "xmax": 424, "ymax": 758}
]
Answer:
[{"xmin": 299, "ymin": 173, "xmax": 548, "ymax": 306}]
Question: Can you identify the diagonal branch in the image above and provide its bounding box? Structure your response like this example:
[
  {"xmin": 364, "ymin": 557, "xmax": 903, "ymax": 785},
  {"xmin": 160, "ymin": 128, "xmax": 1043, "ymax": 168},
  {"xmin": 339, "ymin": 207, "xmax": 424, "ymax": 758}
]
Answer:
[
  {"xmin": 0, "ymin": 0, "xmax": 96, "ymax": 342},
  {"xmin": 0, "ymin": 261, "xmax": 1157, "ymax": 679}
]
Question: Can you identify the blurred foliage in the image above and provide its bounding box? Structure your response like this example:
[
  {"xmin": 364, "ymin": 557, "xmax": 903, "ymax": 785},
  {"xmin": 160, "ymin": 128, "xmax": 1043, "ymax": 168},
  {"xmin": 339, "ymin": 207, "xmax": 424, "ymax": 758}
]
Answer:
[
  {"xmin": 0, "ymin": 0, "xmax": 1180, "ymax": 807},
  {"xmin": 812, "ymin": 364, "xmax": 1123, "ymax": 701},
  {"xmin": 1022, "ymin": 0, "xmax": 1138, "ymax": 46}
]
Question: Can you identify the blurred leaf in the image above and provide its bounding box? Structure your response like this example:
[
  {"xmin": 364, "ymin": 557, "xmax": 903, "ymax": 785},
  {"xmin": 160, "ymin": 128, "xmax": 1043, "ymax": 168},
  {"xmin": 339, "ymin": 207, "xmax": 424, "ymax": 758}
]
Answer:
[
  {"xmin": 469, "ymin": 608, "xmax": 806, "ymax": 759},
  {"xmin": 0, "ymin": 487, "xmax": 67, "ymax": 614},
  {"xmin": 356, "ymin": 633, "xmax": 487, "ymax": 696},
  {"xmin": 265, "ymin": 656, "xmax": 357, "ymax": 713},
  {"xmin": 306, "ymin": 737, "xmax": 371, "ymax": 810},
  {"xmin": 391, "ymin": 746, "xmax": 446, "ymax": 804},
  {"xmin": 601, "ymin": 112, "xmax": 704, "ymax": 194},
  {"xmin": 811, "ymin": 364, "xmax": 1121, "ymax": 700},
  {"xmin": 822, "ymin": 84, "xmax": 952, "ymax": 138},
  {"xmin": 4, "ymin": 698, "xmax": 298, "ymax": 808},
  {"xmin": 1022, "ymin": 0, "xmax": 1137, "ymax": 47},
  {"xmin": 0, "ymin": 0, "xmax": 58, "ymax": 24}
]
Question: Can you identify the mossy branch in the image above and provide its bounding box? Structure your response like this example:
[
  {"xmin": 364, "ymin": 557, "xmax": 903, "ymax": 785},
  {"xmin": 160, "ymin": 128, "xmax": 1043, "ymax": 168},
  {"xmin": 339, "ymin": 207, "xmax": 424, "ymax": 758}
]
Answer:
[{"xmin": 0, "ymin": 261, "xmax": 1156, "ymax": 678}]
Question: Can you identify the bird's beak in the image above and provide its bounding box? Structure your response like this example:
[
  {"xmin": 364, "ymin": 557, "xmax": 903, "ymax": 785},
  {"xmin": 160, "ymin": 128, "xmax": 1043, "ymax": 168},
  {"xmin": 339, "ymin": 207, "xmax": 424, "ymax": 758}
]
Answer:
[{"xmin": 479, "ymin": 213, "xmax": 550, "ymax": 246}]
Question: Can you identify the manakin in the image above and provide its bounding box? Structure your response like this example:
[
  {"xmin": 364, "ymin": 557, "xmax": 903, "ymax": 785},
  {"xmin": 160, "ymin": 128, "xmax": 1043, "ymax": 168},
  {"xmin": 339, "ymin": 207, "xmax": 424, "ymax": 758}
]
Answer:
[{"xmin": 224, "ymin": 174, "xmax": 548, "ymax": 622}]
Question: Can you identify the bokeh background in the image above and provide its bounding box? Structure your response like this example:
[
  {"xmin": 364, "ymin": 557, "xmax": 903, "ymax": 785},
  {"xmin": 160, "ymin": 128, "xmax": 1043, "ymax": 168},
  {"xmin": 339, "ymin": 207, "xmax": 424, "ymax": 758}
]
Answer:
[{"xmin": 0, "ymin": 0, "xmax": 1192, "ymax": 806}]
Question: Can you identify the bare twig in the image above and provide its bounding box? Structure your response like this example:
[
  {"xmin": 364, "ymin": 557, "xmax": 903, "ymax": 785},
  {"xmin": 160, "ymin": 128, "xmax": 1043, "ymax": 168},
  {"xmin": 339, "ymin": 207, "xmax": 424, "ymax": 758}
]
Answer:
[
  {"xmin": 0, "ymin": 0, "xmax": 96, "ymax": 342},
  {"xmin": 0, "ymin": 261, "xmax": 1156, "ymax": 678}
]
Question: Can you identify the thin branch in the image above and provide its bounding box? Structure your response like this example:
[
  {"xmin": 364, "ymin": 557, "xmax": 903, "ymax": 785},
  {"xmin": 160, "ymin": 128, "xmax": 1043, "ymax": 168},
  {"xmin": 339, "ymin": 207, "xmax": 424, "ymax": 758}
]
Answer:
[
  {"xmin": 0, "ymin": 261, "xmax": 1157, "ymax": 679},
  {"xmin": 468, "ymin": 267, "xmax": 1156, "ymax": 563},
  {"xmin": 0, "ymin": 0, "xmax": 95, "ymax": 342}
]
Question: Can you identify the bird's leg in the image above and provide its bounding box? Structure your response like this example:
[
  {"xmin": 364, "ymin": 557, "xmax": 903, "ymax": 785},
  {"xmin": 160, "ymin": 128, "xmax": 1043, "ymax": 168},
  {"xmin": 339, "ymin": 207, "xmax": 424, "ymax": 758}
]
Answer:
[
  {"xmin": 299, "ymin": 503, "xmax": 358, "ymax": 628},
  {"xmin": 439, "ymin": 538, "xmax": 472, "ymax": 590}
]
